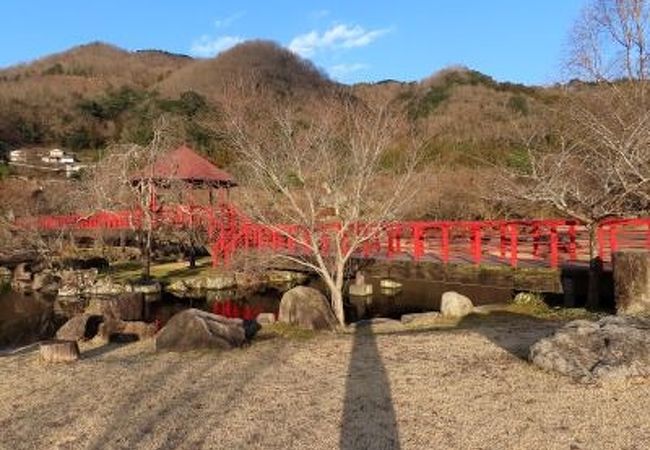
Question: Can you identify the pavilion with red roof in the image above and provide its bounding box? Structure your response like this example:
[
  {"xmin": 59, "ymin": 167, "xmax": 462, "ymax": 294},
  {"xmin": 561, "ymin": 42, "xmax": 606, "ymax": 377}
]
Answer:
[
  {"xmin": 131, "ymin": 144, "xmax": 237, "ymax": 206},
  {"xmin": 132, "ymin": 144, "xmax": 236, "ymax": 188}
]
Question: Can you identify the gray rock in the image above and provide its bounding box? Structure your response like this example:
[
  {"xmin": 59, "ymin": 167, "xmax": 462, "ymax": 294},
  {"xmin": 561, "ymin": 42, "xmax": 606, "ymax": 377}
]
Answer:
[
  {"xmin": 32, "ymin": 271, "xmax": 61, "ymax": 294},
  {"xmin": 57, "ymin": 269, "xmax": 99, "ymax": 296},
  {"xmin": 132, "ymin": 281, "xmax": 161, "ymax": 295},
  {"xmin": 349, "ymin": 271, "xmax": 373, "ymax": 296},
  {"xmin": 530, "ymin": 315, "xmax": 650, "ymax": 381},
  {"xmin": 55, "ymin": 314, "xmax": 102, "ymax": 341},
  {"xmin": 11, "ymin": 263, "xmax": 32, "ymax": 293},
  {"xmin": 155, "ymin": 308, "xmax": 246, "ymax": 352},
  {"xmin": 256, "ymin": 312, "xmax": 276, "ymax": 325},
  {"xmin": 380, "ymin": 279, "xmax": 402, "ymax": 289},
  {"xmin": 85, "ymin": 293, "xmax": 144, "ymax": 321},
  {"xmin": 166, "ymin": 279, "xmax": 204, "ymax": 298},
  {"xmin": 278, "ymin": 286, "xmax": 337, "ymax": 330},
  {"xmin": 266, "ymin": 270, "xmax": 309, "ymax": 285},
  {"xmin": 204, "ymin": 274, "xmax": 236, "ymax": 290},
  {"xmin": 440, "ymin": 291, "xmax": 474, "ymax": 318},
  {"xmin": 349, "ymin": 283, "xmax": 373, "ymax": 296},
  {"xmin": 90, "ymin": 278, "xmax": 130, "ymax": 296}
]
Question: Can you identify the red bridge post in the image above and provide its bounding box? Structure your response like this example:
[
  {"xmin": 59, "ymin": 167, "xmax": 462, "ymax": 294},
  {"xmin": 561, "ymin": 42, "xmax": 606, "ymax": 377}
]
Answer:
[
  {"xmin": 499, "ymin": 224, "xmax": 507, "ymax": 260},
  {"xmin": 532, "ymin": 224, "xmax": 540, "ymax": 258},
  {"xmin": 609, "ymin": 225, "xmax": 618, "ymax": 254},
  {"xmin": 509, "ymin": 224, "xmax": 518, "ymax": 267},
  {"xmin": 568, "ymin": 224, "xmax": 577, "ymax": 261},
  {"xmin": 412, "ymin": 224, "xmax": 424, "ymax": 261},
  {"xmin": 441, "ymin": 224, "xmax": 450, "ymax": 264},
  {"xmin": 549, "ymin": 226, "xmax": 559, "ymax": 268},
  {"xmin": 471, "ymin": 224, "xmax": 481, "ymax": 265}
]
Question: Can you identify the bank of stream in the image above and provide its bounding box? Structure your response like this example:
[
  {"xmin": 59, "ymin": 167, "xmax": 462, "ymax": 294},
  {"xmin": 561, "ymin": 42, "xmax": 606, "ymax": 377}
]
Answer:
[{"xmin": 0, "ymin": 275, "xmax": 513, "ymax": 349}]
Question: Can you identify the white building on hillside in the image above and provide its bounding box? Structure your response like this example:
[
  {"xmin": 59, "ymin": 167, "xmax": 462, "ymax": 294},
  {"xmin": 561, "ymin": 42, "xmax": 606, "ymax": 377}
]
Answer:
[{"xmin": 9, "ymin": 149, "xmax": 26, "ymax": 162}]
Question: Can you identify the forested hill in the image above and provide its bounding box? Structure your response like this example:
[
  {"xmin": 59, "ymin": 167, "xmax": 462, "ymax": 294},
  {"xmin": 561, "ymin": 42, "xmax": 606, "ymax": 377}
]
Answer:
[{"xmin": 0, "ymin": 40, "xmax": 557, "ymax": 167}]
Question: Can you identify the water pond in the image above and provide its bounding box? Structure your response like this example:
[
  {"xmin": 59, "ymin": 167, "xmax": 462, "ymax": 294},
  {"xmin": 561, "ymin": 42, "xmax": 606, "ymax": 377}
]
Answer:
[{"xmin": 0, "ymin": 276, "xmax": 511, "ymax": 349}]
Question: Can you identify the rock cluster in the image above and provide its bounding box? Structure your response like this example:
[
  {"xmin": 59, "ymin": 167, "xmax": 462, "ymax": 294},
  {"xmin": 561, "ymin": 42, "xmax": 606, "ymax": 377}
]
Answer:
[{"xmin": 530, "ymin": 315, "xmax": 650, "ymax": 381}]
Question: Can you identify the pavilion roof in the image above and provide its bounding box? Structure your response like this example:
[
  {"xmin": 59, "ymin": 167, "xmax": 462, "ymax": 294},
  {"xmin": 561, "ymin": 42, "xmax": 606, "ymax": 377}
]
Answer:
[{"xmin": 133, "ymin": 145, "xmax": 236, "ymax": 187}]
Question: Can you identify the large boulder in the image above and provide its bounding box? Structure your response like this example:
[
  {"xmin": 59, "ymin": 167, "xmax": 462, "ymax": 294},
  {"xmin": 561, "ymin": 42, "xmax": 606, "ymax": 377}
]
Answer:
[
  {"xmin": 55, "ymin": 314, "xmax": 102, "ymax": 341},
  {"xmin": 278, "ymin": 286, "xmax": 337, "ymax": 330},
  {"xmin": 440, "ymin": 291, "xmax": 474, "ymax": 318},
  {"xmin": 85, "ymin": 293, "xmax": 144, "ymax": 321},
  {"xmin": 155, "ymin": 309, "xmax": 247, "ymax": 352},
  {"xmin": 530, "ymin": 315, "xmax": 650, "ymax": 381}
]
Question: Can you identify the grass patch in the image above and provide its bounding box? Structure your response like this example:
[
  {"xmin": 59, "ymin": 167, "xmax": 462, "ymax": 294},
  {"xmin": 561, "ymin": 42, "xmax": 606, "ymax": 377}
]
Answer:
[
  {"xmin": 105, "ymin": 257, "xmax": 219, "ymax": 284},
  {"xmin": 505, "ymin": 303, "xmax": 600, "ymax": 321}
]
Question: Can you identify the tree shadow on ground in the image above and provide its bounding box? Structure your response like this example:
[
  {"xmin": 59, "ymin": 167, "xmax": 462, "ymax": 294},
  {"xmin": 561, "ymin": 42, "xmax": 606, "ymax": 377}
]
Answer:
[
  {"xmin": 340, "ymin": 324, "xmax": 400, "ymax": 450},
  {"xmin": 455, "ymin": 311, "xmax": 566, "ymax": 360}
]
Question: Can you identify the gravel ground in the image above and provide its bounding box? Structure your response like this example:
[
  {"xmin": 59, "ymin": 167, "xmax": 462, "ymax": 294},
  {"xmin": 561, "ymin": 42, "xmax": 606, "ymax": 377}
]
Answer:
[{"xmin": 1, "ymin": 312, "xmax": 650, "ymax": 450}]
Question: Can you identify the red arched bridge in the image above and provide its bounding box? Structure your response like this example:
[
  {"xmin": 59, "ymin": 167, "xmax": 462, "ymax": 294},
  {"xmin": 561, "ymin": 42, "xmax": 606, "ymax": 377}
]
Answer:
[{"xmin": 15, "ymin": 205, "xmax": 650, "ymax": 270}]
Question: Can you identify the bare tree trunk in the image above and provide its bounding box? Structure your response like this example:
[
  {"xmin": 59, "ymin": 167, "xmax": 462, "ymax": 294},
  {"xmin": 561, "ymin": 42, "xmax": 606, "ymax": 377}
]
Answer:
[
  {"xmin": 327, "ymin": 265, "xmax": 346, "ymax": 326},
  {"xmin": 330, "ymin": 288, "xmax": 345, "ymax": 326},
  {"xmin": 143, "ymin": 225, "xmax": 152, "ymax": 281}
]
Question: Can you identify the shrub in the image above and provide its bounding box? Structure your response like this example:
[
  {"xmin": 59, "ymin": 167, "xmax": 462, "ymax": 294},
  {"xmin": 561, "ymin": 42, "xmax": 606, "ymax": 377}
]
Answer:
[{"xmin": 511, "ymin": 292, "xmax": 549, "ymax": 311}]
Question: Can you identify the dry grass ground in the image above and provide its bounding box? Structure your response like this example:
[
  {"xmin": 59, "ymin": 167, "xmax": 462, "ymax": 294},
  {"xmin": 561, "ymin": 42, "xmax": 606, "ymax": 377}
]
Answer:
[{"xmin": 1, "ymin": 312, "xmax": 650, "ymax": 450}]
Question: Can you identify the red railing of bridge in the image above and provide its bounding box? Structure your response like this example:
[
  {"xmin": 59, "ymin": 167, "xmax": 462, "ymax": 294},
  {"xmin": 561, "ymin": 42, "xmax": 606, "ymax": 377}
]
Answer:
[
  {"xmin": 14, "ymin": 207, "xmax": 650, "ymax": 270},
  {"xmin": 209, "ymin": 217, "xmax": 650, "ymax": 269}
]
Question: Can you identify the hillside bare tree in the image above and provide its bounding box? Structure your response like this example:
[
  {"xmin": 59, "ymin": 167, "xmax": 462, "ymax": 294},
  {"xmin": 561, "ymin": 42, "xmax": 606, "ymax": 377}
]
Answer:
[
  {"xmin": 500, "ymin": 0, "xmax": 650, "ymax": 307},
  {"xmin": 229, "ymin": 101, "xmax": 420, "ymax": 325},
  {"xmin": 83, "ymin": 119, "xmax": 175, "ymax": 279}
]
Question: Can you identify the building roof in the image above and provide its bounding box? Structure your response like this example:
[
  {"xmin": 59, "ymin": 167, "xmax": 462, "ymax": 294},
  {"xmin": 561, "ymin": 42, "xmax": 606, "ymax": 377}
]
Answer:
[{"xmin": 133, "ymin": 145, "xmax": 236, "ymax": 187}]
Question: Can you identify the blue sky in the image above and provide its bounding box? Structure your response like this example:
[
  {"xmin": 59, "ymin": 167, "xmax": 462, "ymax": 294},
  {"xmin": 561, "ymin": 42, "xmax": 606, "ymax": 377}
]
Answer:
[{"xmin": 0, "ymin": 0, "xmax": 585, "ymax": 85}]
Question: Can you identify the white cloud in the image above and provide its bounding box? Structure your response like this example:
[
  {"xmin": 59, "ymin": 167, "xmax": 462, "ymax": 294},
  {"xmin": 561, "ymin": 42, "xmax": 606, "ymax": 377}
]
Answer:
[
  {"xmin": 214, "ymin": 11, "xmax": 245, "ymax": 28},
  {"xmin": 190, "ymin": 35, "xmax": 243, "ymax": 57},
  {"xmin": 289, "ymin": 24, "xmax": 391, "ymax": 57},
  {"xmin": 329, "ymin": 62, "xmax": 369, "ymax": 78}
]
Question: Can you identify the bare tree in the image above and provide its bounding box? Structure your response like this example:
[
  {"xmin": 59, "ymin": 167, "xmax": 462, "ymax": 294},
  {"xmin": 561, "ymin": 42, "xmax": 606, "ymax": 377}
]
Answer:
[
  {"xmin": 499, "ymin": 0, "xmax": 650, "ymax": 307},
  {"xmin": 85, "ymin": 118, "xmax": 175, "ymax": 279},
  {"xmin": 229, "ymin": 100, "xmax": 420, "ymax": 325}
]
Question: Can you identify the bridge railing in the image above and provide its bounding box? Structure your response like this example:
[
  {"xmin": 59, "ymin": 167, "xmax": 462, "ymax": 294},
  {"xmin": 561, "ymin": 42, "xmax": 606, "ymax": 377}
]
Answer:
[
  {"xmin": 14, "ymin": 207, "xmax": 650, "ymax": 269},
  {"xmin": 210, "ymin": 218, "xmax": 650, "ymax": 269}
]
